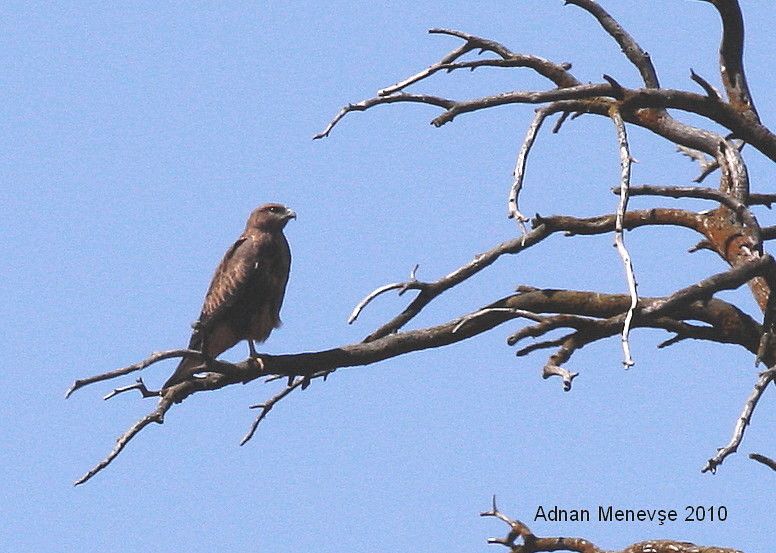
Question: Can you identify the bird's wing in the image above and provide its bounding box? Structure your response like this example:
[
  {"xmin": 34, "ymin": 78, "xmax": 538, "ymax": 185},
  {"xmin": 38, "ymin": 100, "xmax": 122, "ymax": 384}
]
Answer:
[{"xmin": 194, "ymin": 234, "xmax": 265, "ymax": 335}]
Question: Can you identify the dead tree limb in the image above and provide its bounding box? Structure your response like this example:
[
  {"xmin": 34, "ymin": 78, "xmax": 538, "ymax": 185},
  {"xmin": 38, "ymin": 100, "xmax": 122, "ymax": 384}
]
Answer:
[
  {"xmin": 312, "ymin": 0, "xmax": 775, "ymax": 475},
  {"xmin": 72, "ymin": 262, "xmax": 767, "ymax": 484},
  {"xmin": 74, "ymin": 0, "xmax": 775, "ymax": 490}
]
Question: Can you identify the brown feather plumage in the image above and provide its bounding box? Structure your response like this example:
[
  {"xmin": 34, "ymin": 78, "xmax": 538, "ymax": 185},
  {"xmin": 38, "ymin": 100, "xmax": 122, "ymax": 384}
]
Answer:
[{"xmin": 163, "ymin": 203, "xmax": 295, "ymax": 389}]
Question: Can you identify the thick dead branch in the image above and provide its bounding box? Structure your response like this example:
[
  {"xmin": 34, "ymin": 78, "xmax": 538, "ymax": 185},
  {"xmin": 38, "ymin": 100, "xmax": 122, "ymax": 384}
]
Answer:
[
  {"xmin": 702, "ymin": 0, "xmax": 759, "ymax": 120},
  {"xmin": 618, "ymin": 184, "xmax": 761, "ymax": 250},
  {"xmin": 749, "ymin": 193, "xmax": 776, "ymax": 208},
  {"xmin": 565, "ymin": 0, "xmax": 660, "ymax": 88},
  {"xmin": 642, "ymin": 254, "xmax": 773, "ymax": 318},
  {"xmin": 501, "ymin": 263, "xmax": 769, "ymax": 401},
  {"xmin": 71, "ymin": 299, "xmax": 539, "ymax": 484},
  {"xmin": 73, "ymin": 274, "xmax": 765, "ymax": 484}
]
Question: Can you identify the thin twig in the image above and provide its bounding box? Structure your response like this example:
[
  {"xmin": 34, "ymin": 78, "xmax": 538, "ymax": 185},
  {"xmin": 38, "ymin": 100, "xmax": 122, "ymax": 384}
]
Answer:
[
  {"xmin": 348, "ymin": 280, "xmax": 425, "ymax": 324},
  {"xmin": 103, "ymin": 377, "xmax": 159, "ymax": 400},
  {"xmin": 690, "ymin": 68, "xmax": 722, "ymax": 101},
  {"xmin": 314, "ymin": 93, "xmax": 455, "ymax": 139},
  {"xmin": 240, "ymin": 379, "xmax": 305, "ymax": 446},
  {"xmin": 66, "ymin": 349, "xmax": 201, "ymax": 398},
  {"xmin": 677, "ymin": 144, "xmax": 717, "ymax": 182},
  {"xmin": 377, "ymin": 40, "xmax": 476, "ymax": 97},
  {"xmin": 427, "ymin": 29, "xmax": 580, "ymax": 88},
  {"xmin": 74, "ymin": 396, "xmax": 174, "ymax": 486},
  {"xmin": 749, "ymin": 452, "xmax": 776, "ymax": 472},
  {"xmin": 451, "ymin": 308, "xmax": 542, "ymax": 334},
  {"xmin": 702, "ymin": 367, "xmax": 776, "ymax": 473},
  {"xmin": 508, "ymin": 107, "xmax": 552, "ymax": 230},
  {"xmin": 677, "ymin": 140, "xmax": 745, "ymax": 183}
]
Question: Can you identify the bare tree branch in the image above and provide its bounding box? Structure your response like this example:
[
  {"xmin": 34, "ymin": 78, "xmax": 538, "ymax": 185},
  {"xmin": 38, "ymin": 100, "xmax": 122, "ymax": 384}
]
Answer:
[
  {"xmin": 616, "ymin": 184, "xmax": 761, "ymax": 250},
  {"xmin": 240, "ymin": 377, "xmax": 307, "ymax": 446},
  {"xmin": 509, "ymin": 107, "xmax": 552, "ymax": 228},
  {"xmin": 690, "ymin": 68, "xmax": 723, "ymax": 101},
  {"xmin": 74, "ymin": 395, "xmax": 174, "ymax": 486},
  {"xmin": 377, "ymin": 28, "xmax": 580, "ymax": 96},
  {"xmin": 348, "ymin": 264, "xmax": 423, "ymax": 324},
  {"xmin": 749, "ymin": 452, "xmax": 776, "ymax": 472},
  {"xmin": 565, "ymin": 0, "xmax": 660, "ymax": 88},
  {"xmin": 313, "ymin": 93, "xmax": 455, "ymax": 139},
  {"xmin": 103, "ymin": 377, "xmax": 159, "ymax": 400},
  {"xmin": 610, "ymin": 107, "xmax": 638, "ymax": 366},
  {"xmin": 703, "ymin": 367, "xmax": 776, "ymax": 474},
  {"xmin": 358, "ymin": 208, "xmax": 707, "ymax": 342},
  {"xmin": 319, "ymin": 78, "xmax": 776, "ymax": 161},
  {"xmin": 701, "ymin": 0, "xmax": 759, "ymax": 120},
  {"xmin": 72, "ymin": 264, "xmax": 768, "ymax": 484},
  {"xmin": 76, "ymin": 0, "xmax": 776, "ymax": 491},
  {"xmin": 66, "ymin": 349, "xmax": 200, "ymax": 399}
]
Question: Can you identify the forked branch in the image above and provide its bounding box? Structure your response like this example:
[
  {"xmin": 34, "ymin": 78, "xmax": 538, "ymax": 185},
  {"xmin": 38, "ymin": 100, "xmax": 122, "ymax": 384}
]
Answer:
[
  {"xmin": 75, "ymin": 0, "xmax": 776, "ymax": 492},
  {"xmin": 72, "ymin": 255, "xmax": 768, "ymax": 484}
]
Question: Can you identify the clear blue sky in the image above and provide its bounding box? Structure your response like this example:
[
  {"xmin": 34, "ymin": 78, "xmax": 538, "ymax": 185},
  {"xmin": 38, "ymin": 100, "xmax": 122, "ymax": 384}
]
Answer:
[{"xmin": 2, "ymin": 1, "xmax": 773, "ymax": 552}]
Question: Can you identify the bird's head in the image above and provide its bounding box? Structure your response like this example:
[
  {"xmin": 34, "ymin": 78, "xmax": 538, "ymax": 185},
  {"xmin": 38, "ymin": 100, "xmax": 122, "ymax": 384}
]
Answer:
[{"xmin": 246, "ymin": 203, "xmax": 297, "ymax": 232}]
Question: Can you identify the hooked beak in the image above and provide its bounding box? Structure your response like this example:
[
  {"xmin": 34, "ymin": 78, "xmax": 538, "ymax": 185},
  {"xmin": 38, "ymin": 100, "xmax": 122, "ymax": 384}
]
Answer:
[{"xmin": 285, "ymin": 208, "xmax": 297, "ymax": 221}]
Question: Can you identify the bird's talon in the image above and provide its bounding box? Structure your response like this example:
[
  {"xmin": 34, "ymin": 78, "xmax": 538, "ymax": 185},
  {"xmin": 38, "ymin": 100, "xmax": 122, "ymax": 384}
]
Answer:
[{"xmin": 250, "ymin": 356, "xmax": 265, "ymax": 371}]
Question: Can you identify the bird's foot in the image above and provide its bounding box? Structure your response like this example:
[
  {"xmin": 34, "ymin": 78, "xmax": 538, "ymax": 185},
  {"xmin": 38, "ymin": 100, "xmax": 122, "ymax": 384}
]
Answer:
[
  {"xmin": 248, "ymin": 339, "xmax": 259, "ymax": 358},
  {"xmin": 249, "ymin": 355, "xmax": 265, "ymax": 372},
  {"xmin": 247, "ymin": 340, "xmax": 265, "ymax": 371}
]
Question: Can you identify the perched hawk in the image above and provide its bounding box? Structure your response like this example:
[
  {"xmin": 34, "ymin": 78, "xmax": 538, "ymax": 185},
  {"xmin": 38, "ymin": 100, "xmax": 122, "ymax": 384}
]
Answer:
[{"xmin": 163, "ymin": 203, "xmax": 295, "ymax": 389}]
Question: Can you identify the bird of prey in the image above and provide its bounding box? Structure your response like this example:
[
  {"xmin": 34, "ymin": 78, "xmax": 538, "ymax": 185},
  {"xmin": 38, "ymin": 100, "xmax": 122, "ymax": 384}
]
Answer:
[{"xmin": 163, "ymin": 203, "xmax": 296, "ymax": 389}]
